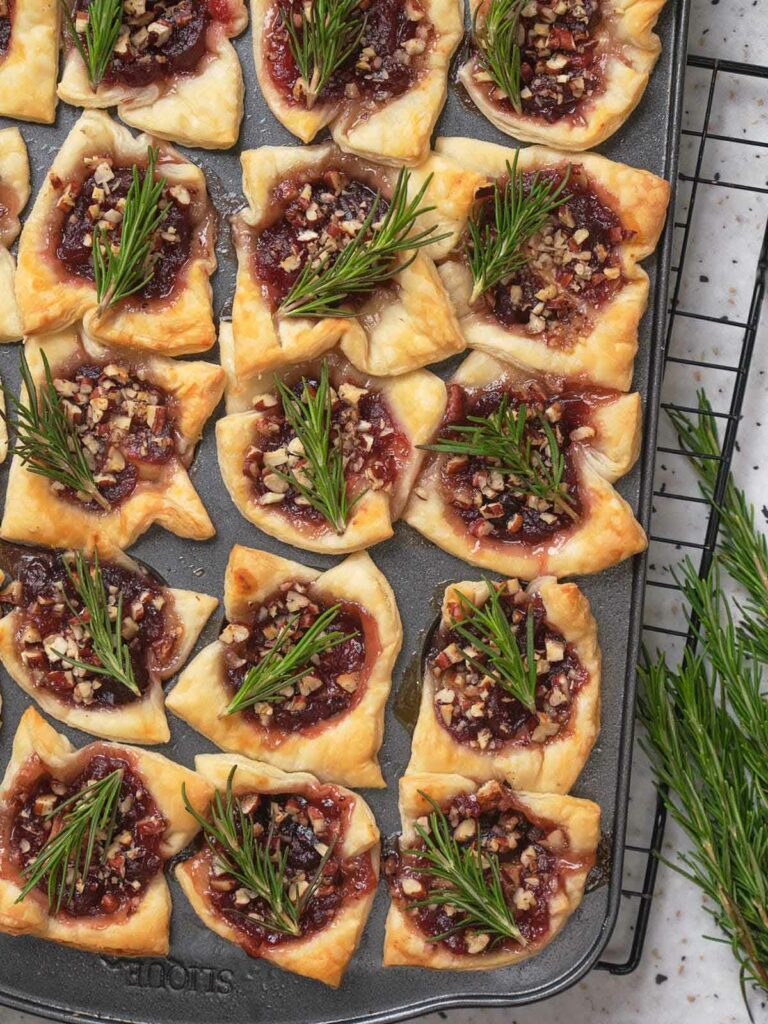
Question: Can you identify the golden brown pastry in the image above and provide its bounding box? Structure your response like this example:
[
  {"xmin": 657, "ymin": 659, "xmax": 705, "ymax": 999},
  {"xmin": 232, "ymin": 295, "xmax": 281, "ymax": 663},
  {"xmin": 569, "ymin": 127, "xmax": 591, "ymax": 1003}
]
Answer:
[
  {"xmin": 383, "ymin": 773, "xmax": 599, "ymax": 969},
  {"xmin": 0, "ymin": 708, "xmax": 213, "ymax": 955},
  {"xmin": 176, "ymin": 753, "xmax": 380, "ymax": 986},
  {"xmin": 167, "ymin": 545, "xmax": 401, "ymax": 787},
  {"xmin": 461, "ymin": 0, "xmax": 666, "ymax": 150},
  {"xmin": 0, "ymin": 127, "xmax": 30, "ymax": 342},
  {"xmin": 0, "ymin": 327, "xmax": 224, "ymax": 551},
  {"xmin": 404, "ymin": 351, "xmax": 647, "ymax": 577},
  {"xmin": 231, "ymin": 143, "xmax": 465, "ymax": 383},
  {"xmin": 58, "ymin": 0, "xmax": 248, "ymax": 149},
  {"xmin": 408, "ymin": 577, "xmax": 600, "ymax": 791},
  {"xmin": 0, "ymin": 544, "xmax": 218, "ymax": 744},
  {"xmin": 15, "ymin": 111, "xmax": 218, "ymax": 354},
  {"xmin": 252, "ymin": 0, "xmax": 462, "ymax": 165},
  {"xmin": 0, "ymin": 0, "xmax": 58, "ymax": 122}
]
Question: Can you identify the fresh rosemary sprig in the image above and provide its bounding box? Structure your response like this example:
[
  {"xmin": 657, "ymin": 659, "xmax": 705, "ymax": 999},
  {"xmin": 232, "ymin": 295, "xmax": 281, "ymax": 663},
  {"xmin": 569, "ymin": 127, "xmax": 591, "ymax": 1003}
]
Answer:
[
  {"xmin": 225, "ymin": 603, "xmax": 354, "ymax": 715},
  {"xmin": 449, "ymin": 581, "xmax": 537, "ymax": 711},
  {"xmin": 282, "ymin": 0, "xmax": 366, "ymax": 109},
  {"xmin": 60, "ymin": 551, "xmax": 140, "ymax": 696},
  {"xmin": 465, "ymin": 151, "xmax": 570, "ymax": 305},
  {"xmin": 422, "ymin": 395, "xmax": 577, "ymax": 520},
  {"xmin": 273, "ymin": 361, "xmax": 355, "ymax": 533},
  {"xmin": 279, "ymin": 169, "xmax": 448, "ymax": 318},
  {"xmin": 16, "ymin": 768, "xmax": 125, "ymax": 914},
  {"xmin": 4, "ymin": 350, "xmax": 109, "ymax": 510},
  {"xmin": 473, "ymin": 0, "xmax": 527, "ymax": 114},
  {"xmin": 182, "ymin": 768, "xmax": 336, "ymax": 937},
  {"xmin": 61, "ymin": 0, "xmax": 123, "ymax": 90},
  {"xmin": 93, "ymin": 146, "xmax": 169, "ymax": 317},
  {"xmin": 407, "ymin": 791, "xmax": 524, "ymax": 945}
]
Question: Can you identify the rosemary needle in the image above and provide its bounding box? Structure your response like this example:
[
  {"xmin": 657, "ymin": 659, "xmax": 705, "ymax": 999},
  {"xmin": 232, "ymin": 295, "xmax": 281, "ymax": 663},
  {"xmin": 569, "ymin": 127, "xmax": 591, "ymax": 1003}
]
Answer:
[
  {"xmin": 473, "ymin": 0, "xmax": 527, "ymax": 114},
  {"xmin": 60, "ymin": 0, "xmax": 123, "ymax": 90},
  {"xmin": 283, "ymin": 0, "xmax": 366, "ymax": 109}
]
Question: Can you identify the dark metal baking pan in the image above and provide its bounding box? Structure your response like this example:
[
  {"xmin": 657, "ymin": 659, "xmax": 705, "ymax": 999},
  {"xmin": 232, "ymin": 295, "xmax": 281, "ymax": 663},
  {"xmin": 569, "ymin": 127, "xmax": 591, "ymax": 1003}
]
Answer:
[{"xmin": 0, "ymin": 0, "xmax": 690, "ymax": 1017}]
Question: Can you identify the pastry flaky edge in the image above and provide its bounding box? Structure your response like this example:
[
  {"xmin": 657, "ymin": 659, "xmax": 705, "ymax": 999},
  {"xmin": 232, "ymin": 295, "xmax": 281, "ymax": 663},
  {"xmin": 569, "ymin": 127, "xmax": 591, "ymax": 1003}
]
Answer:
[
  {"xmin": 383, "ymin": 772, "xmax": 600, "ymax": 970},
  {"xmin": 0, "ymin": 326, "xmax": 225, "ymax": 551},
  {"xmin": 423, "ymin": 137, "xmax": 671, "ymax": 390},
  {"xmin": 231, "ymin": 143, "xmax": 467, "ymax": 383},
  {"xmin": 58, "ymin": 0, "xmax": 248, "ymax": 149},
  {"xmin": 407, "ymin": 576, "xmax": 601, "ymax": 792},
  {"xmin": 252, "ymin": 0, "xmax": 463, "ymax": 165},
  {"xmin": 15, "ymin": 110, "xmax": 218, "ymax": 354},
  {"xmin": 460, "ymin": 0, "xmax": 667, "ymax": 150},
  {"xmin": 0, "ymin": 127, "xmax": 30, "ymax": 343},
  {"xmin": 216, "ymin": 327, "xmax": 447, "ymax": 554},
  {"xmin": 167, "ymin": 545, "xmax": 402, "ymax": 788},
  {"xmin": 175, "ymin": 752, "xmax": 381, "ymax": 986},
  {"xmin": 0, "ymin": 0, "xmax": 58, "ymax": 123},
  {"xmin": 0, "ymin": 545, "xmax": 218, "ymax": 744},
  {"xmin": 0, "ymin": 707, "xmax": 213, "ymax": 955},
  {"xmin": 404, "ymin": 350, "xmax": 647, "ymax": 577}
]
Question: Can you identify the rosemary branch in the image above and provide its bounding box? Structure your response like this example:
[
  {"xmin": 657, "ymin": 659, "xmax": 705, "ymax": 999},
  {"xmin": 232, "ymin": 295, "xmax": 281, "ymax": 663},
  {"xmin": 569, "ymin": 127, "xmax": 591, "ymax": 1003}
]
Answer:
[
  {"xmin": 61, "ymin": 0, "xmax": 123, "ymax": 90},
  {"xmin": 473, "ymin": 0, "xmax": 527, "ymax": 114},
  {"xmin": 282, "ymin": 0, "xmax": 366, "ymax": 109}
]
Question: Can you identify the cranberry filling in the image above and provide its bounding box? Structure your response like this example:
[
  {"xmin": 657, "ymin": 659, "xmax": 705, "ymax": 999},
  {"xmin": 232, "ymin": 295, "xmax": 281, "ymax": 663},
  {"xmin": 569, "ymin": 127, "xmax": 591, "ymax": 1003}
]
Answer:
[
  {"xmin": 221, "ymin": 579, "xmax": 367, "ymax": 730},
  {"xmin": 8, "ymin": 753, "xmax": 166, "ymax": 918},
  {"xmin": 0, "ymin": 0, "xmax": 11, "ymax": 57},
  {"xmin": 472, "ymin": 0, "xmax": 605, "ymax": 124},
  {"xmin": 201, "ymin": 787, "xmax": 376, "ymax": 952},
  {"xmin": 244, "ymin": 370, "xmax": 409, "ymax": 530},
  {"xmin": 428, "ymin": 581, "xmax": 587, "ymax": 751},
  {"xmin": 56, "ymin": 159, "xmax": 194, "ymax": 303},
  {"xmin": 266, "ymin": 0, "xmax": 431, "ymax": 109},
  {"xmin": 385, "ymin": 779, "xmax": 591, "ymax": 952},
  {"xmin": 1, "ymin": 548, "xmax": 178, "ymax": 709}
]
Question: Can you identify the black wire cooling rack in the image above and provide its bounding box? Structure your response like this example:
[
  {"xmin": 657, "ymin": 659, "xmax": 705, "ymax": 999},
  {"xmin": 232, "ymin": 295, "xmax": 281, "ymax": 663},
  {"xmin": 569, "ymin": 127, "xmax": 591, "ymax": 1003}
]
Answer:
[{"xmin": 596, "ymin": 53, "xmax": 768, "ymax": 976}]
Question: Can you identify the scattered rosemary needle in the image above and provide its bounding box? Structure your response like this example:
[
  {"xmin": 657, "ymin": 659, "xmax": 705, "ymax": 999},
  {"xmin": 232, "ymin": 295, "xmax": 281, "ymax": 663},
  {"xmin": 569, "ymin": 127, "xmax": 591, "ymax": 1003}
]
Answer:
[
  {"xmin": 473, "ymin": 0, "xmax": 527, "ymax": 114},
  {"xmin": 407, "ymin": 791, "xmax": 524, "ymax": 945},
  {"xmin": 225, "ymin": 603, "xmax": 354, "ymax": 715},
  {"xmin": 279, "ymin": 168, "xmax": 449, "ymax": 318},
  {"xmin": 16, "ymin": 768, "xmax": 125, "ymax": 914},
  {"xmin": 3, "ymin": 349, "xmax": 108, "ymax": 510},
  {"xmin": 449, "ymin": 581, "xmax": 538, "ymax": 711},
  {"xmin": 182, "ymin": 768, "xmax": 337, "ymax": 937},
  {"xmin": 422, "ymin": 395, "xmax": 577, "ymax": 520},
  {"xmin": 282, "ymin": 0, "xmax": 366, "ymax": 109},
  {"xmin": 60, "ymin": 550, "xmax": 140, "ymax": 696},
  {"xmin": 465, "ymin": 151, "xmax": 571, "ymax": 305},
  {"xmin": 60, "ymin": 0, "xmax": 123, "ymax": 90},
  {"xmin": 93, "ymin": 146, "xmax": 170, "ymax": 317}
]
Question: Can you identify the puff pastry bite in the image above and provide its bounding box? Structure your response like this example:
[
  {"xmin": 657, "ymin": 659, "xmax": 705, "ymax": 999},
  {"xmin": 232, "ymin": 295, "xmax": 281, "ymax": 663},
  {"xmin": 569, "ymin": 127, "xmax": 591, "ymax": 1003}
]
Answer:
[
  {"xmin": 0, "ymin": 0, "xmax": 58, "ymax": 122},
  {"xmin": 428, "ymin": 137, "xmax": 670, "ymax": 390},
  {"xmin": 176, "ymin": 753, "xmax": 380, "ymax": 986},
  {"xmin": 0, "ymin": 543, "xmax": 218, "ymax": 744},
  {"xmin": 167, "ymin": 545, "xmax": 401, "ymax": 787},
  {"xmin": 16, "ymin": 111, "xmax": 218, "ymax": 355},
  {"xmin": 217, "ymin": 339, "xmax": 445, "ymax": 553},
  {"xmin": 408, "ymin": 576, "xmax": 599, "ymax": 791},
  {"xmin": 383, "ymin": 774, "xmax": 599, "ymax": 969},
  {"xmin": 404, "ymin": 351, "xmax": 646, "ymax": 577},
  {"xmin": 0, "ymin": 708, "xmax": 213, "ymax": 955},
  {"xmin": 253, "ymin": 0, "xmax": 462, "ymax": 165},
  {"xmin": 461, "ymin": 0, "xmax": 666, "ymax": 150},
  {"xmin": 58, "ymin": 0, "xmax": 247, "ymax": 149},
  {"xmin": 231, "ymin": 144, "xmax": 465, "ymax": 382},
  {"xmin": 0, "ymin": 128, "xmax": 30, "ymax": 343},
  {"xmin": 0, "ymin": 327, "xmax": 224, "ymax": 551}
]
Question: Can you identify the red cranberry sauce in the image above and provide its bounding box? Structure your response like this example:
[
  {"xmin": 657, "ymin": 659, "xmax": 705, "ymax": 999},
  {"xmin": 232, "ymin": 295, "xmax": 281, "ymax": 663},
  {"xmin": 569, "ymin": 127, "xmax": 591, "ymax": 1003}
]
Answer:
[
  {"xmin": 266, "ymin": 0, "xmax": 431, "ymax": 109},
  {"xmin": 244, "ymin": 367, "xmax": 409, "ymax": 531},
  {"xmin": 221, "ymin": 578, "xmax": 368, "ymax": 731},
  {"xmin": 385, "ymin": 779, "xmax": 590, "ymax": 953},
  {"xmin": 0, "ymin": 0, "xmax": 11, "ymax": 58},
  {"xmin": 428, "ymin": 580, "xmax": 587, "ymax": 751},
  {"xmin": 470, "ymin": 164, "xmax": 632, "ymax": 343},
  {"xmin": 55, "ymin": 158, "xmax": 194, "ymax": 303},
  {"xmin": 3, "ymin": 548, "xmax": 177, "ymax": 709},
  {"xmin": 8, "ymin": 753, "xmax": 166, "ymax": 918},
  {"xmin": 203, "ymin": 786, "xmax": 376, "ymax": 952},
  {"xmin": 73, "ymin": 0, "xmax": 210, "ymax": 88},
  {"xmin": 472, "ymin": 0, "xmax": 605, "ymax": 123}
]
